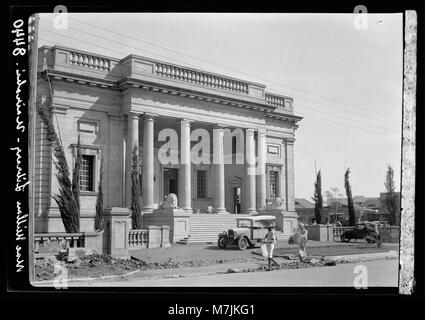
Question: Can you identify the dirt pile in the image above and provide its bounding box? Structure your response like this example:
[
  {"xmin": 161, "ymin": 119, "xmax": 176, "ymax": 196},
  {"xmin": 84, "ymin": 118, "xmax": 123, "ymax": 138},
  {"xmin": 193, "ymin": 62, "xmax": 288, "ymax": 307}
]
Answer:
[{"xmin": 34, "ymin": 254, "xmax": 251, "ymax": 281}]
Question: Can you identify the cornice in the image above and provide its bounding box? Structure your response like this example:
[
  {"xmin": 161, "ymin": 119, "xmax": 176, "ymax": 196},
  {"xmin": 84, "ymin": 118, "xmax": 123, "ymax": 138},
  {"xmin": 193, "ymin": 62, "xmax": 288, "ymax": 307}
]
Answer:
[{"xmin": 41, "ymin": 68, "xmax": 302, "ymax": 124}]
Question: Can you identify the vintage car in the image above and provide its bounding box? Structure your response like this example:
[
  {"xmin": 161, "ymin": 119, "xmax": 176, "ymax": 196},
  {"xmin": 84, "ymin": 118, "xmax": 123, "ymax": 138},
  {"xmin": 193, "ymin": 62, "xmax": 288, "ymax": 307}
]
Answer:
[
  {"xmin": 217, "ymin": 215, "xmax": 276, "ymax": 250},
  {"xmin": 340, "ymin": 222, "xmax": 379, "ymax": 243}
]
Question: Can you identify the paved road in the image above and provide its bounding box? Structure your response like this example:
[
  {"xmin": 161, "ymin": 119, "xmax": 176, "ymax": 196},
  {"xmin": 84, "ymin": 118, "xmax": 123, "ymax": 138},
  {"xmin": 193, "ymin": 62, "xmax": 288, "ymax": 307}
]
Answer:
[
  {"xmin": 129, "ymin": 241, "xmax": 398, "ymax": 265},
  {"xmin": 82, "ymin": 259, "xmax": 398, "ymax": 287}
]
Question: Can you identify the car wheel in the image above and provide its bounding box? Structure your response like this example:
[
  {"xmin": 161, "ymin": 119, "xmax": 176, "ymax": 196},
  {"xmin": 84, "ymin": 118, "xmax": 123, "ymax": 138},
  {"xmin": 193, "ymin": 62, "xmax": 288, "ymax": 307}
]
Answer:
[
  {"xmin": 238, "ymin": 237, "xmax": 249, "ymax": 250},
  {"xmin": 340, "ymin": 234, "xmax": 350, "ymax": 242},
  {"xmin": 218, "ymin": 235, "xmax": 227, "ymax": 249},
  {"xmin": 367, "ymin": 234, "xmax": 377, "ymax": 243}
]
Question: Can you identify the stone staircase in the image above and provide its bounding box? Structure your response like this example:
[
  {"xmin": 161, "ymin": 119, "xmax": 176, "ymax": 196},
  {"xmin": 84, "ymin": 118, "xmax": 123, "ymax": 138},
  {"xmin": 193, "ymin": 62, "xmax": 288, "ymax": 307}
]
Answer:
[
  {"xmin": 177, "ymin": 214, "xmax": 290, "ymax": 244},
  {"xmin": 276, "ymin": 232, "xmax": 290, "ymax": 242}
]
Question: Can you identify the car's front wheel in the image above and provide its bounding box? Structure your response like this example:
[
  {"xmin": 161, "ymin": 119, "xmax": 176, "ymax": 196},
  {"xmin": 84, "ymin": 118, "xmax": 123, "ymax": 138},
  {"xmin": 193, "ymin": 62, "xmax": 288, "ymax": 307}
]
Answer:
[
  {"xmin": 218, "ymin": 235, "xmax": 227, "ymax": 249},
  {"xmin": 238, "ymin": 237, "xmax": 249, "ymax": 250},
  {"xmin": 365, "ymin": 234, "xmax": 377, "ymax": 243},
  {"xmin": 340, "ymin": 234, "xmax": 350, "ymax": 242}
]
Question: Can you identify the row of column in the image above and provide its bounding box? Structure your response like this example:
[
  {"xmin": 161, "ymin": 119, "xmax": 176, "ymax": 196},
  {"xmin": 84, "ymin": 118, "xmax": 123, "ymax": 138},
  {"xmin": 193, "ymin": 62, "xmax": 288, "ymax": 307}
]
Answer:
[{"xmin": 125, "ymin": 112, "xmax": 268, "ymax": 214}]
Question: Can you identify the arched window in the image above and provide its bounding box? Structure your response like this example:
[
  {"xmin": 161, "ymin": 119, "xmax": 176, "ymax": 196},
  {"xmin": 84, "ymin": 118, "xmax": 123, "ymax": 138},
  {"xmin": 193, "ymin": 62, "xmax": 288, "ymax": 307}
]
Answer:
[{"xmin": 232, "ymin": 136, "xmax": 237, "ymax": 154}]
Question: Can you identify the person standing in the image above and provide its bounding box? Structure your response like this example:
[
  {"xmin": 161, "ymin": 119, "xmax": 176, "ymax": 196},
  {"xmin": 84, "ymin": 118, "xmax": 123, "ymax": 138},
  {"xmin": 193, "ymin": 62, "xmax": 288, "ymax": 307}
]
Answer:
[
  {"xmin": 263, "ymin": 226, "xmax": 280, "ymax": 270},
  {"xmin": 298, "ymin": 223, "xmax": 308, "ymax": 262}
]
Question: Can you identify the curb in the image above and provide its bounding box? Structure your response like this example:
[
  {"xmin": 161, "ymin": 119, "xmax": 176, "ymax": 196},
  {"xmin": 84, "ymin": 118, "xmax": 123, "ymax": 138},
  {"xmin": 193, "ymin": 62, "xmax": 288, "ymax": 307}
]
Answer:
[
  {"xmin": 324, "ymin": 251, "xmax": 398, "ymax": 263},
  {"xmin": 31, "ymin": 269, "xmax": 141, "ymax": 286}
]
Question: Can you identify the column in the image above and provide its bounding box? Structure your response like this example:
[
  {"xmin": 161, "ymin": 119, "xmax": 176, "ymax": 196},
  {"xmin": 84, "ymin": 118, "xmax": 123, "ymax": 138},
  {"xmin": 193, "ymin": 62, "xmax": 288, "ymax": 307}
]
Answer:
[
  {"xmin": 256, "ymin": 129, "xmax": 267, "ymax": 211},
  {"xmin": 179, "ymin": 119, "xmax": 192, "ymax": 213},
  {"xmin": 142, "ymin": 114, "xmax": 155, "ymax": 213},
  {"xmin": 212, "ymin": 125, "xmax": 227, "ymax": 213},
  {"xmin": 125, "ymin": 113, "xmax": 139, "ymax": 206},
  {"xmin": 244, "ymin": 128, "xmax": 257, "ymax": 214},
  {"xmin": 285, "ymin": 139, "xmax": 296, "ymax": 212}
]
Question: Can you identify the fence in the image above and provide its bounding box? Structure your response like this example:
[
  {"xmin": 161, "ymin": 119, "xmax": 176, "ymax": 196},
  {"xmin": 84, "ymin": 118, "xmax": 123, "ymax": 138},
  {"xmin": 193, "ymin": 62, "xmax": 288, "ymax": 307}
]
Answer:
[
  {"xmin": 333, "ymin": 227, "xmax": 356, "ymax": 241},
  {"xmin": 128, "ymin": 229, "xmax": 149, "ymax": 248},
  {"xmin": 34, "ymin": 233, "xmax": 85, "ymax": 254},
  {"xmin": 333, "ymin": 226, "xmax": 400, "ymax": 243},
  {"xmin": 34, "ymin": 225, "xmax": 170, "ymax": 257}
]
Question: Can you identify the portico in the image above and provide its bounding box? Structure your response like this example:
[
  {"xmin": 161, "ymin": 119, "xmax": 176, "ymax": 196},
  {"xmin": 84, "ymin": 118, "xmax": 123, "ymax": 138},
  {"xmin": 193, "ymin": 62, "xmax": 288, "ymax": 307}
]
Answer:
[{"xmin": 123, "ymin": 112, "xmax": 270, "ymax": 216}]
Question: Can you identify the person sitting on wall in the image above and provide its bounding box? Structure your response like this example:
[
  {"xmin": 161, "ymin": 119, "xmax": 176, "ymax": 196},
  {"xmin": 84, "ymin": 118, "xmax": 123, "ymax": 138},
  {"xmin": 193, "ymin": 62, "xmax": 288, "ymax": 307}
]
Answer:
[{"xmin": 298, "ymin": 223, "xmax": 308, "ymax": 262}]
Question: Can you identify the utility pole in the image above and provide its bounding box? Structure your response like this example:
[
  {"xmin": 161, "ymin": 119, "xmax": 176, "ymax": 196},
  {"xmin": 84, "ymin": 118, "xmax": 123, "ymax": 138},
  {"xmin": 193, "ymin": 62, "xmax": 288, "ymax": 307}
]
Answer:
[{"xmin": 28, "ymin": 13, "xmax": 39, "ymax": 284}]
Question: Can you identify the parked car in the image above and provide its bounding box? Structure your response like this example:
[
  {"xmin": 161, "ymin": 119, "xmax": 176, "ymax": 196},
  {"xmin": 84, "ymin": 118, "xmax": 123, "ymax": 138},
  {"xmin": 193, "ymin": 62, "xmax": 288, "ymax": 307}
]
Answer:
[
  {"xmin": 340, "ymin": 222, "xmax": 379, "ymax": 243},
  {"xmin": 217, "ymin": 215, "xmax": 276, "ymax": 250}
]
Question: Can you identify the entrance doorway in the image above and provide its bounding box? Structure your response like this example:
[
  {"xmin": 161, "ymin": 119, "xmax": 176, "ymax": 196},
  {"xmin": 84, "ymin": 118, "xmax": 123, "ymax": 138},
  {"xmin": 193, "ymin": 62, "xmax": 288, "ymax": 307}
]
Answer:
[
  {"xmin": 163, "ymin": 168, "xmax": 178, "ymax": 197},
  {"xmin": 233, "ymin": 187, "xmax": 241, "ymax": 214}
]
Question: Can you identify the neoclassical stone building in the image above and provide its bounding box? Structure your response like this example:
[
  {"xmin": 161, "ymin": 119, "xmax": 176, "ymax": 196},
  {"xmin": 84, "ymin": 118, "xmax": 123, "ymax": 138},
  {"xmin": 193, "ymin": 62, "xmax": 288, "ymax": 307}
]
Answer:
[{"xmin": 34, "ymin": 45, "xmax": 302, "ymax": 242}]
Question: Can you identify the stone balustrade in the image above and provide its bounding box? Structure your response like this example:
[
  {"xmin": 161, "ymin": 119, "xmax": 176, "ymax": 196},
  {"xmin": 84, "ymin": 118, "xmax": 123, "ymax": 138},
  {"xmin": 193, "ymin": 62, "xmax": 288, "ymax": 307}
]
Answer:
[
  {"xmin": 34, "ymin": 232, "xmax": 85, "ymax": 254},
  {"xmin": 39, "ymin": 46, "xmax": 299, "ymax": 114},
  {"xmin": 155, "ymin": 63, "xmax": 249, "ymax": 94},
  {"xmin": 265, "ymin": 93, "xmax": 287, "ymax": 109},
  {"xmin": 128, "ymin": 229, "xmax": 149, "ymax": 248},
  {"xmin": 68, "ymin": 51, "xmax": 111, "ymax": 71}
]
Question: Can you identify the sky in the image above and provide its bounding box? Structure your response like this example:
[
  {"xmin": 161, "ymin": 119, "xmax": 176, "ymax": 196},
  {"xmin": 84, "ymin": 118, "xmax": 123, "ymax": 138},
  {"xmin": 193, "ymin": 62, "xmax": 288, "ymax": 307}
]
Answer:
[{"xmin": 38, "ymin": 12, "xmax": 403, "ymax": 200}]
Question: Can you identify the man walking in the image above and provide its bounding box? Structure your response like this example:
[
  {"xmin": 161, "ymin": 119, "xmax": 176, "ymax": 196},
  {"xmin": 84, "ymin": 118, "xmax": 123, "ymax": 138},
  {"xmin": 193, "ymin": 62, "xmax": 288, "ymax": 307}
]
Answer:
[{"xmin": 263, "ymin": 226, "xmax": 280, "ymax": 271}]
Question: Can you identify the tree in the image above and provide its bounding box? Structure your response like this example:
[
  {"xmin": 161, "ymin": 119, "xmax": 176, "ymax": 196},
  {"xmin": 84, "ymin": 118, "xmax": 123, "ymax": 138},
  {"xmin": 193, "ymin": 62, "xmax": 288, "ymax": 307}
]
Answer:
[
  {"xmin": 131, "ymin": 146, "xmax": 143, "ymax": 229},
  {"xmin": 37, "ymin": 100, "xmax": 80, "ymax": 233},
  {"xmin": 324, "ymin": 187, "xmax": 343, "ymax": 223},
  {"xmin": 313, "ymin": 170, "xmax": 324, "ymax": 224},
  {"xmin": 95, "ymin": 155, "xmax": 104, "ymax": 231},
  {"xmin": 344, "ymin": 168, "xmax": 356, "ymax": 226},
  {"xmin": 384, "ymin": 164, "xmax": 397, "ymax": 226}
]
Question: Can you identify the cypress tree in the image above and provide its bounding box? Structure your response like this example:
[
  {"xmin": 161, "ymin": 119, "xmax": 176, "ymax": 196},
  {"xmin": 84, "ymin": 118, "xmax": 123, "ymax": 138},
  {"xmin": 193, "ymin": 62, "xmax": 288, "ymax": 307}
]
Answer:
[
  {"xmin": 37, "ymin": 100, "xmax": 80, "ymax": 233},
  {"xmin": 95, "ymin": 155, "xmax": 104, "ymax": 231},
  {"xmin": 345, "ymin": 168, "xmax": 356, "ymax": 226},
  {"xmin": 313, "ymin": 170, "xmax": 324, "ymax": 224},
  {"xmin": 131, "ymin": 146, "xmax": 143, "ymax": 229}
]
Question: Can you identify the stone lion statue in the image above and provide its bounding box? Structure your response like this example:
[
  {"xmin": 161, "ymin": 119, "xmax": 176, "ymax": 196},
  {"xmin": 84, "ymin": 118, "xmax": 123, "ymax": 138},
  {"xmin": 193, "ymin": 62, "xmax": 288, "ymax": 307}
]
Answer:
[
  {"xmin": 161, "ymin": 193, "xmax": 178, "ymax": 209},
  {"xmin": 266, "ymin": 197, "xmax": 285, "ymax": 209}
]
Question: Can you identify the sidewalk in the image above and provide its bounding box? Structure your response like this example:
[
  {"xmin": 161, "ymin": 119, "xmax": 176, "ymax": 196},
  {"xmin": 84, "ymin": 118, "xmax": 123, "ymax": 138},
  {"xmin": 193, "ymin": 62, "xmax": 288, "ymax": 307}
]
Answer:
[{"xmin": 122, "ymin": 250, "xmax": 399, "ymax": 282}]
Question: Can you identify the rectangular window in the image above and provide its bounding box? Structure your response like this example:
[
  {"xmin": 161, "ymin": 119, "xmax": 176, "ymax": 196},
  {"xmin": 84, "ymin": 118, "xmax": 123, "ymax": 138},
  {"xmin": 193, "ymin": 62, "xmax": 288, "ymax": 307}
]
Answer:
[
  {"xmin": 269, "ymin": 170, "xmax": 279, "ymax": 198},
  {"xmin": 197, "ymin": 170, "xmax": 207, "ymax": 199},
  {"xmin": 80, "ymin": 155, "xmax": 95, "ymax": 191},
  {"xmin": 267, "ymin": 145, "xmax": 279, "ymax": 155},
  {"xmin": 78, "ymin": 121, "xmax": 97, "ymax": 134}
]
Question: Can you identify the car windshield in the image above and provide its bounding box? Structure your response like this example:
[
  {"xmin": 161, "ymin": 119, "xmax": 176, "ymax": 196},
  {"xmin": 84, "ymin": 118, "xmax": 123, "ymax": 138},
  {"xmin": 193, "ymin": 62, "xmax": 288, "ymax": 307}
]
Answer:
[
  {"xmin": 237, "ymin": 219, "xmax": 252, "ymax": 227},
  {"xmin": 255, "ymin": 220, "xmax": 275, "ymax": 228}
]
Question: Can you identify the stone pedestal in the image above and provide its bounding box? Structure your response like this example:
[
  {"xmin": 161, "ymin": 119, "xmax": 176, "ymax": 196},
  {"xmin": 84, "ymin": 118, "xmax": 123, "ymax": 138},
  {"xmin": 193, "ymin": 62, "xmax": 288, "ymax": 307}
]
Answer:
[
  {"xmin": 307, "ymin": 224, "xmax": 334, "ymax": 241},
  {"xmin": 143, "ymin": 208, "xmax": 190, "ymax": 243},
  {"xmin": 265, "ymin": 209, "xmax": 299, "ymax": 234},
  {"xmin": 161, "ymin": 226, "xmax": 171, "ymax": 248},
  {"xmin": 104, "ymin": 207, "xmax": 132, "ymax": 259},
  {"xmin": 147, "ymin": 225, "xmax": 161, "ymax": 248}
]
